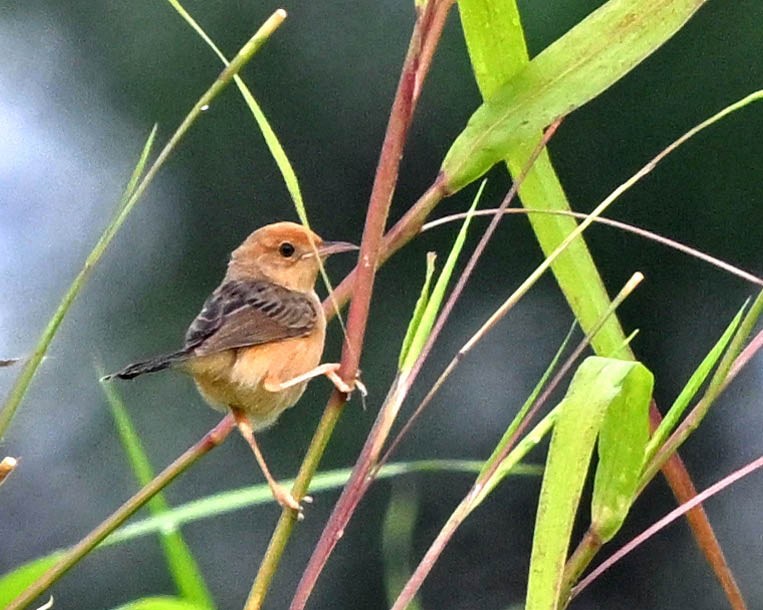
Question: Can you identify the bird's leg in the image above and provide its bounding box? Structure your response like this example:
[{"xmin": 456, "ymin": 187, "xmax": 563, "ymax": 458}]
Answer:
[
  {"xmin": 230, "ymin": 407, "xmax": 305, "ymax": 513},
  {"xmin": 275, "ymin": 362, "xmax": 367, "ymax": 397}
]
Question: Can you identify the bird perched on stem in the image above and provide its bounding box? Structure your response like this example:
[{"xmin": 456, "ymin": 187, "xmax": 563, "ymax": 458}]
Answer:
[{"xmin": 104, "ymin": 221, "xmax": 359, "ymax": 512}]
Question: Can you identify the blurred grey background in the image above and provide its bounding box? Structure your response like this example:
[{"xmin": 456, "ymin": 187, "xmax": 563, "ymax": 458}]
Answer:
[{"xmin": 1, "ymin": 0, "xmax": 761, "ymax": 609}]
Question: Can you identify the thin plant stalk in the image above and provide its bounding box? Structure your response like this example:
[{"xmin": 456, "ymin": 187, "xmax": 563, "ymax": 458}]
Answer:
[
  {"xmin": 291, "ymin": 86, "xmax": 760, "ymax": 609},
  {"xmin": 378, "ymin": 122, "xmax": 563, "ymax": 469},
  {"xmin": 0, "ymin": 10, "xmax": 286, "ymax": 439},
  {"xmin": 559, "ymin": 293, "xmax": 763, "ymax": 603},
  {"xmin": 388, "ymin": 273, "xmax": 643, "ymax": 610},
  {"xmin": 243, "ymin": 3, "xmax": 455, "ymax": 609},
  {"xmin": 643, "ymin": 289, "xmax": 763, "ymax": 483},
  {"xmin": 315, "ymin": 91, "xmax": 759, "ymax": 610},
  {"xmin": 288, "ymin": 115, "xmax": 560, "ymax": 610},
  {"xmin": 423, "ymin": 208, "xmax": 763, "ymax": 288},
  {"xmin": 4, "ymin": 416, "xmax": 235, "ymax": 610},
  {"xmin": 572, "ymin": 453, "xmax": 763, "ymax": 599}
]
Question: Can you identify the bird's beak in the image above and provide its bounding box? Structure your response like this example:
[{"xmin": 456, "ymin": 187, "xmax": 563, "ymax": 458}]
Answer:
[{"xmin": 315, "ymin": 241, "xmax": 359, "ymax": 258}]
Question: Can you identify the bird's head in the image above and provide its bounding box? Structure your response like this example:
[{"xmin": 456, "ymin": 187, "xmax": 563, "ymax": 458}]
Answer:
[{"xmin": 226, "ymin": 221, "xmax": 357, "ymax": 292}]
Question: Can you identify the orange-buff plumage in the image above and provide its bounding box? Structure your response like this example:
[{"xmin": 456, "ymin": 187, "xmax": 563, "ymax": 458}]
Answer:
[{"xmin": 105, "ymin": 221, "xmax": 358, "ymax": 511}]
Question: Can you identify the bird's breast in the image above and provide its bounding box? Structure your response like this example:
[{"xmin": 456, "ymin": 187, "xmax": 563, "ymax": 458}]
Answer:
[{"xmin": 188, "ymin": 328, "xmax": 325, "ymax": 430}]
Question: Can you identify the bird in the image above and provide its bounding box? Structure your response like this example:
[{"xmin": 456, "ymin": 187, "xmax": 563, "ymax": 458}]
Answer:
[{"xmin": 103, "ymin": 221, "xmax": 359, "ymax": 512}]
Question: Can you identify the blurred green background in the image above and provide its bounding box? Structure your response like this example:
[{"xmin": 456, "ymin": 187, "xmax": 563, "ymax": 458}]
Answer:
[{"xmin": 1, "ymin": 1, "xmax": 761, "ymax": 608}]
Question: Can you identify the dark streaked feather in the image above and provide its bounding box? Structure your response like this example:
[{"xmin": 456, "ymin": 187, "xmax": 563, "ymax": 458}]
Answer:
[
  {"xmin": 102, "ymin": 349, "xmax": 189, "ymax": 381},
  {"xmin": 185, "ymin": 279, "xmax": 317, "ymax": 356}
]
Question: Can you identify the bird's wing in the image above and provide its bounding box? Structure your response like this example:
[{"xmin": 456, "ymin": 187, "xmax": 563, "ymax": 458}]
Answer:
[{"xmin": 185, "ymin": 279, "xmax": 318, "ymax": 356}]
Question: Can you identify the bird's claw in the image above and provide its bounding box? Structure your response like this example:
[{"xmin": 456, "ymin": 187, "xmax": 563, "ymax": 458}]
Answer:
[
  {"xmin": 326, "ymin": 366, "xmax": 367, "ymax": 403},
  {"xmin": 272, "ymin": 484, "xmax": 304, "ymax": 513}
]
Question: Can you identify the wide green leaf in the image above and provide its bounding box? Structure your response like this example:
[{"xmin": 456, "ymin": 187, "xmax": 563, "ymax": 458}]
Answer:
[
  {"xmin": 445, "ymin": 0, "xmax": 707, "ymax": 192},
  {"xmin": 458, "ymin": 0, "xmax": 631, "ymax": 361},
  {"xmin": 103, "ymin": 381, "xmax": 214, "ymax": 608},
  {"xmin": 526, "ymin": 357, "xmax": 652, "ymax": 610},
  {"xmin": 0, "ymin": 554, "xmax": 64, "ymax": 608},
  {"xmin": 591, "ymin": 362, "xmax": 653, "ymax": 542}
]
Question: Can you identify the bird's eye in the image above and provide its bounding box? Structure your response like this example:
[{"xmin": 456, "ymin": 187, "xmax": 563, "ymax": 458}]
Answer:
[{"xmin": 278, "ymin": 242, "xmax": 296, "ymax": 258}]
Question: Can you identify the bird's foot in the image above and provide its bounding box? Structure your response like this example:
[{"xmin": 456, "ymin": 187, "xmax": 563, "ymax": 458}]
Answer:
[
  {"xmin": 323, "ymin": 364, "xmax": 367, "ymax": 401},
  {"xmin": 271, "ymin": 482, "xmax": 312, "ymax": 517}
]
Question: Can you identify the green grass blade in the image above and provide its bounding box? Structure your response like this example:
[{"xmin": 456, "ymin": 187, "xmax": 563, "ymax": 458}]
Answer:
[
  {"xmin": 398, "ymin": 253, "xmax": 437, "ymax": 369},
  {"xmin": 459, "ymin": 0, "xmax": 528, "ymax": 96},
  {"xmin": 112, "ymin": 597, "xmax": 208, "ymax": 610},
  {"xmin": 701, "ymin": 288, "xmax": 763, "ymax": 407},
  {"xmin": 591, "ymin": 362, "xmax": 653, "ymax": 542},
  {"xmin": 641, "ymin": 288, "xmax": 763, "ymax": 486},
  {"xmin": 382, "ymin": 485, "xmax": 422, "ymax": 610},
  {"xmin": 164, "ymin": 0, "xmax": 307, "ymax": 224},
  {"xmin": 526, "ymin": 357, "xmax": 649, "ymax": 610},
  {"xmin": 478, "ymin": 271, "xmax": 643, "ymax": 507},
  {"xmin": 101, "ymin": 380, "xmax": 214, "ymax": 609},
  {"xmin": 458, "ymin": 0, "xmax": 629, "ymax": 360},
  {"xmin": 400, "ymin": 181, "xmax": 484, "ymax": 372},
  {"xmin": 645, "ymin": 304, "xmax": 746, "ymax": 461},
  {"xmin": 0, "ymin": 554, "xmax": 64, "ymax": 608},
  {"xmin": 119, "ymin": 125, "xmax": 159, "ymax": 209},
  {"xmin": 478, "ymin": 322, "xmax": 576, "ymax": 482},
  {"xmin": 0, "ymin": 13, "xmax": 284, "ymax": 439},
  {"xmin": 105, "ymin": 459, "xmax": 541, "ymax": 547},
  {"xmin": 0, "ymin": 126, "xmax": 156, "ymax": 438},
  {"xmin": 473, "ymin": 409, "xmax": 559, "ymax": 511},
  {"xmin": 446, "ymin": 0, "xmax": 707, "ymax": 192},
  {"xmin": 162, "ymin": 0, "xmax": 355, "ymax": 339},
  {"xmin": 0, "ymin": 461, "xmax": 542, "ymax": 600}
]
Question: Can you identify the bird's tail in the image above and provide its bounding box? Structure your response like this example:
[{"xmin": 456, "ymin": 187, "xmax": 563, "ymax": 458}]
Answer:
[{"xmin": 101, "ymin": 350, "xmax": 190, "ymax": 381}]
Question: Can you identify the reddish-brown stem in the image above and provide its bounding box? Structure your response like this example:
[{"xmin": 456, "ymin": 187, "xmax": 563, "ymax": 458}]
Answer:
[
  {"xmin": 328, "ymin": 0, "xmax": 455, "ymax": 386},
  {"xmin": 559, "ymin": 529, "xmax": 603, "ymax": 608},
  {"xmin": 572, "ymin": 453, "xmax": 763, "ymax": 600},
  {"xmin": 297, "ymin": 124, "xmax": 567, "ymax": 610},
  {"xmin": 284, "ymin": 5, "xmax": 455, "ymax": 610},
  {"xmin": 652, "ymin": 404, "xmax": 747, "ymax": 610},
  {"xmin": 243, "ymin": 4, "xmax": 455, "ymax": 610}
]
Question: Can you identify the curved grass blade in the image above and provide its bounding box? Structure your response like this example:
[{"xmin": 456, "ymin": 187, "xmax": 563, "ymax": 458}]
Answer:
[
  {"xmin": 645, "ymin": 304, "xmax": 747, "ymax": 462},
  {"xmin": 162, "ymin": 0, "xmax": 348, "ymax": 338},
  {"xmin": 102, "ymin": 380, "xmax": 214, "ymax": 609},
  {"xmin": 446, "ymin": 0, "xmax": 708, "ymax": 192},
  {"xmin": 112, "ymin": 597, "xmax": 208, "ymax": 610},
  {"xmin": 0, "ymin": 125, "xmax": 156, "ymax": 438},
  {"xmin": 0, "ymin": 459, "xmax": 543, "ymax": 597},
  {"xmin": 0, "ymin": 11, "xmax": 286, "ymax": 439},
  {"xmin": 526, "ymin": 358, "xmax": 652, "ymax": 610}
]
